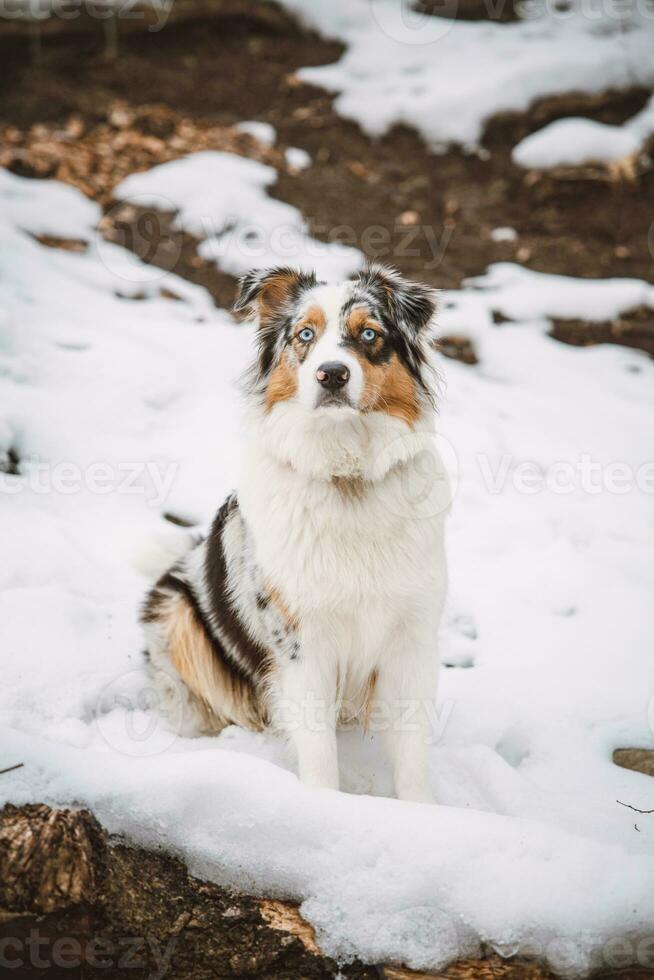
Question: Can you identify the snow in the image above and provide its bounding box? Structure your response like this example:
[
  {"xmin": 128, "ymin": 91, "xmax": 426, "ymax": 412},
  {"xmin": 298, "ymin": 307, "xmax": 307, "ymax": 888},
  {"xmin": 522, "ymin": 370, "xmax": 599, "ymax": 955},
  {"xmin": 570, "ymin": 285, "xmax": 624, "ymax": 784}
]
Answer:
[
  {"xmin": 275, "ymin": 0, "xmax": 654, "ymax": 151},
  {"xmin": 114, "ymin": 151, "xmax": 362, "ymax": 280},
  {"xmin": 0, "ymin": 168, "xmax": 100, "ymax": 238},
  {"xmin": 513, "ymin": 118, "xmax": 641, "ymax": 169},
  {"xmin": 467, "ymin": 262, "xmax": 654, "ymax": 322},
  {"xmin": 235, "ymin": 120, "xmax": 277, "ymax": 146},
  {"xmin": 490, "ymin": 226, "xmax": 518, "ymax": 243},
  {"xmin": 2, "ymin": 165, "xmax": 654, "ymax": 976},
  {"xmin": 285, "ymin": 146, "xmax": 313, "ymax": 171},
  {"xmin": 513, "ymin": 95, "xmax": 654, "ymax": 169}
]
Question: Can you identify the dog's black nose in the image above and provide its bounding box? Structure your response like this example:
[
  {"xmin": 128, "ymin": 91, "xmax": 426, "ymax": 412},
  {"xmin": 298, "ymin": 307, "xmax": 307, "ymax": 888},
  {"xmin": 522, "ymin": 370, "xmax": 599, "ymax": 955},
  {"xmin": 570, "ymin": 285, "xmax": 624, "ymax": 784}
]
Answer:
[{"xmin": 316, "ymin": 362, "xmax": 350, "ymax": 390}]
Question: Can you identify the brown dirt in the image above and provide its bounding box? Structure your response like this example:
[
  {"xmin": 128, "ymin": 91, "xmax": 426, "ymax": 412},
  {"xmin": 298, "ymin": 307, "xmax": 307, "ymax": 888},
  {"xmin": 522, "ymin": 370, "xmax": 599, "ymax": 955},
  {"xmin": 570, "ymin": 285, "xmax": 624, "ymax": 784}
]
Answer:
[
  {"xmin": 551, "ymin": 307, "xmax": 654, "ymax": 358},
  {"xmin": 1, "ymin": 0, "xmax": 653, "ymax": 358}
]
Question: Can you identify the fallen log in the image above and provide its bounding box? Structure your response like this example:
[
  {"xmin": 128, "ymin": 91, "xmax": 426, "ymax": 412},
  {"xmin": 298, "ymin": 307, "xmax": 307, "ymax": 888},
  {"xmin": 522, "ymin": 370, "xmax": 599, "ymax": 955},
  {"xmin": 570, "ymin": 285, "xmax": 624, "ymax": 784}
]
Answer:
[{"xmin": 1, "ymin": 804, "xmax": 649, "ymax": 980}]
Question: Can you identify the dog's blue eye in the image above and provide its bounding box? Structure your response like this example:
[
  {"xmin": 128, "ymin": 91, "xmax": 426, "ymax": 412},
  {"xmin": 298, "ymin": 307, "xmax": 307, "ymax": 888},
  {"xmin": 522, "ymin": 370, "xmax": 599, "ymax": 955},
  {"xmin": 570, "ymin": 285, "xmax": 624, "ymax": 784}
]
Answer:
[
  {"xmin": 298, "ymin": 328, "xmax": 314, "ymax": 343},
  {"xmin": 361, "ymin": 328, "xmax": 377, "ymax": 343}
]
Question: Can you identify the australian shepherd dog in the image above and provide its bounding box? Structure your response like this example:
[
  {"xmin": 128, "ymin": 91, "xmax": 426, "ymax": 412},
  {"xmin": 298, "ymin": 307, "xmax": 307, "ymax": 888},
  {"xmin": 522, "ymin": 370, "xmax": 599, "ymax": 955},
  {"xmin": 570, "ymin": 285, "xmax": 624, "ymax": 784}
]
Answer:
[{"xmin": 142, "ymin": 263, "xmax": 449, "ymax": 802}]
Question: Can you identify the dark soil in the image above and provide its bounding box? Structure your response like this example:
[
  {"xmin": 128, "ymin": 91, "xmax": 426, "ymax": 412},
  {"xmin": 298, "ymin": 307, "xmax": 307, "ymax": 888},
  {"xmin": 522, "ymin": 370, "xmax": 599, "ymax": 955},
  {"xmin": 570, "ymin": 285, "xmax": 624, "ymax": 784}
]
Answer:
[
  {"xmin": 551, "ymin": 306, "xmax": 654, "ymax": 357},
  {"xmin": 1, "ymin": 0, "xmax": 653, "ymax": 357}
]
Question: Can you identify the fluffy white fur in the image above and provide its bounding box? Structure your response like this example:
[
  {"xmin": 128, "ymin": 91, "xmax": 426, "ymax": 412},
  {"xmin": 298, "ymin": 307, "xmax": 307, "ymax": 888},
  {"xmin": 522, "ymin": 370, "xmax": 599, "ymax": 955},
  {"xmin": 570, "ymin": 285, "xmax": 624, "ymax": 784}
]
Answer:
[{"xmin": 240, "ymin": 405, "xmax": 448, "ymax": 801}]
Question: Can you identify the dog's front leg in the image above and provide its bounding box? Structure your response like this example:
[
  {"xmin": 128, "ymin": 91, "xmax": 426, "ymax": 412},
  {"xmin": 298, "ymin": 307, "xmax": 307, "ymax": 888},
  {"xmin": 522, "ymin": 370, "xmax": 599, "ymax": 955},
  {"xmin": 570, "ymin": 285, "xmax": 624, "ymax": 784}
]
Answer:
[
  {"xmin": 375, "ymin": 634, "xmax": 438, "ymax": 804},
  {"xmin": 275, "ymin": 637, "xmax": 340, "ymax": 791}
]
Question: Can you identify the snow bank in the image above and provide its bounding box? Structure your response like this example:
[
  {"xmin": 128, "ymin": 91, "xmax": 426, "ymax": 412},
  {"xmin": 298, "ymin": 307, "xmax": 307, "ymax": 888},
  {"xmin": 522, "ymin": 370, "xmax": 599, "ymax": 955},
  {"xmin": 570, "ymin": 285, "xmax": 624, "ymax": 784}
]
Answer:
[
  {"xmin": 1, "ymin": 168, "xmax": 654, "ymax": 976},
  {"xmin": 513, "ymin": 95, "xmax": 654, "ymax": 168},
  {"xmin": 275, "ymin": 0, "xmax": 654, "ymax": 151},
  {"xmin": 114, "ymin": 151, "xmax": 362, "ymax": 280},
  {"xmin": 0, "ymin": 168, "xmax": 100, "ymax": 239},
  {"xmin": 467, "ymin": 262, "xmax": 654, "ymax": 321}
]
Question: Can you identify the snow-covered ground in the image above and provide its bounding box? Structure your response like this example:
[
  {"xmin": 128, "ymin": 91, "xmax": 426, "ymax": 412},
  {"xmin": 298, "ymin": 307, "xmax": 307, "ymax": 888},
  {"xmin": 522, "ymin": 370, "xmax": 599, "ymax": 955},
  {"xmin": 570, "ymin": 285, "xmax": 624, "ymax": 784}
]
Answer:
[
  {"xmin": 513, "ymin": 96, "xmax": 654, "ymax": 169},
  {"xmin": 276, "ymin": 0, "xmax": 654, "ymax": 152},
  {"xmin": 2, "ymin": 152, "xmax": 654, "ymax": 977}
]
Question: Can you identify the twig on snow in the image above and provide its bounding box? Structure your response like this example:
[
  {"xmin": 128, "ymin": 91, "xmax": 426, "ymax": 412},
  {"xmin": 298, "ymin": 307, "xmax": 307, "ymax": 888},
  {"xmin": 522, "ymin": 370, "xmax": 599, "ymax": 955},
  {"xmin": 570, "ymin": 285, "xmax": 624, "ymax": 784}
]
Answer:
[
  {"xmin": 616, "ymin": 798, "xmax": 654, "ymax": 814},
  {"xmin": 0, "ymin": 763, "xmax": 24, "ymax": 776}
]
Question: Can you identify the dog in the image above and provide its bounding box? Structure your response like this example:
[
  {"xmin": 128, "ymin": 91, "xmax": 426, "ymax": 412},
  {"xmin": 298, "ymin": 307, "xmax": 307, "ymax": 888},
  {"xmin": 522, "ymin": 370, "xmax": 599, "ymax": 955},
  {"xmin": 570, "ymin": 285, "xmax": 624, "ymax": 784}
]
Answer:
[{"xmin": 142, "ymin": 263, "xmax": 449, "ymax": 802}]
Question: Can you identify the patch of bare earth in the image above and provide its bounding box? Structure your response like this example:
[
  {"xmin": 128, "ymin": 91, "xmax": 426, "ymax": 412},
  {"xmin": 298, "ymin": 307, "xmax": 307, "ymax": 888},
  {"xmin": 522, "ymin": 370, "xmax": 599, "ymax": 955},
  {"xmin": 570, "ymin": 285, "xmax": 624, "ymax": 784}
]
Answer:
[{"xmin": 614, "ymin": 749, "xmax": 654, "ymax": 779}]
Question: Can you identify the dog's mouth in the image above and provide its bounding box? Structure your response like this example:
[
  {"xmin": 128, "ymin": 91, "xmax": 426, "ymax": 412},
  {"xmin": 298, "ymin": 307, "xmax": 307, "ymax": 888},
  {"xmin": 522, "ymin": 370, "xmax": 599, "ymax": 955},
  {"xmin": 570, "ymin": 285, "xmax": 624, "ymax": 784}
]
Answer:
[{"xmin": 315, "ymin": 389, "xmax": 353, "ymax": 410}]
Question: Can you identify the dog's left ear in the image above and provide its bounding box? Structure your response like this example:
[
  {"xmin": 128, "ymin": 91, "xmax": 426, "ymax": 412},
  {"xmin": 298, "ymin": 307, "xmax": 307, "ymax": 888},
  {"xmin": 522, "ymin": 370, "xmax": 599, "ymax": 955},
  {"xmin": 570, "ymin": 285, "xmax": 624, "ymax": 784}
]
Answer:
[
  {"xmin": 356, "ymin": 264, "xmax": 439, "ymax": 337},
  {"xmin": 234, "ymin": 266, "xmax": 317, "ymax": 324}
]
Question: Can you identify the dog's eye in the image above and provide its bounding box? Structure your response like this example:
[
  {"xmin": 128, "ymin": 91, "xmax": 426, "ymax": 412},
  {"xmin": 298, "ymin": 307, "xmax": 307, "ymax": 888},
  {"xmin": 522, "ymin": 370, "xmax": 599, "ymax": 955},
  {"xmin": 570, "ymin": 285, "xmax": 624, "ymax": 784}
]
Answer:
[
  {"xmin": 298, "ymin": 327, "xmax": 314, "ymax": 343},
  {"xmin": 361, "ymin": 327, "xmax": 378, "ymax": 343}
]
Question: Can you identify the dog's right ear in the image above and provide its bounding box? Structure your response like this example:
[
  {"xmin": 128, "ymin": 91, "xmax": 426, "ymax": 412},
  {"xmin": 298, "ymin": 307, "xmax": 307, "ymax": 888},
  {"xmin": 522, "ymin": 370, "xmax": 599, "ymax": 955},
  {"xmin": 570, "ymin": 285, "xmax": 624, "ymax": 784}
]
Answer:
[{"xmin": 234, "ymin": 266, "xmax": 317, "ymax": 324}]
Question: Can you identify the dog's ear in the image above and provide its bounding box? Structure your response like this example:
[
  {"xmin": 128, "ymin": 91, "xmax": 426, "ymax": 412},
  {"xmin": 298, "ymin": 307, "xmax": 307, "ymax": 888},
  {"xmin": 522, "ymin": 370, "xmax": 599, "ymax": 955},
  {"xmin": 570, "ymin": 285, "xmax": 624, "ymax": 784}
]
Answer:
[
  {"xmin": 234, "ymin": 266, "xmax": 317, "ymax": 324},
  {"xmin": 356, "ymin": 263, "xmax": 438, "ymax": 337}
]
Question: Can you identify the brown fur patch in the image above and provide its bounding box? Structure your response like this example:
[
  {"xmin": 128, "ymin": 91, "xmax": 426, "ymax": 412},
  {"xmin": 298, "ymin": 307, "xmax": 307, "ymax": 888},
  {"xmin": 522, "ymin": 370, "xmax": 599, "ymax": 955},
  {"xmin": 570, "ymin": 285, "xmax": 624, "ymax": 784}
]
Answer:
[
  {"xmin": 298, "ymin": 305, "xmax": 327, "ymax": 332},
  {"xmin": 162, "ymin": 593, "xmax": 266, "ymax": 731},
  {"xmin": 331, "ymin": 475, "xmax": 366, "ymax": 501},
  {"xmin": 358, "ymin": 352, "xmax": 421, "ymax": 428},
  {"xmin": 256, "ymin": 270, "xmax": 302, "ymax": 324},
  {"xmin": 265, "ymin": 351, "xmax": 298, "ymax": 410},
  {"xmin": 266, "ymin": 583, "xmax": 299, "ymax": 631},
  {"xmin": 346, "ymin": 307, "xmax": 371, "ymax": 334},
  {"xmin": 361, "ymin": 670, "xmax": 378, "ymax": 730}
]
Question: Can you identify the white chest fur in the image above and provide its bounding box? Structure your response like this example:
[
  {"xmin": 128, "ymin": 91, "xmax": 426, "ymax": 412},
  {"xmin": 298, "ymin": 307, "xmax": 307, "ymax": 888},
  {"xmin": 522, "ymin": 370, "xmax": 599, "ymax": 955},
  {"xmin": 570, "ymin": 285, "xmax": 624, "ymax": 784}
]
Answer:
[{"xmin": 238, "ymin": 406, "xmax": 449, "ymax": 619}]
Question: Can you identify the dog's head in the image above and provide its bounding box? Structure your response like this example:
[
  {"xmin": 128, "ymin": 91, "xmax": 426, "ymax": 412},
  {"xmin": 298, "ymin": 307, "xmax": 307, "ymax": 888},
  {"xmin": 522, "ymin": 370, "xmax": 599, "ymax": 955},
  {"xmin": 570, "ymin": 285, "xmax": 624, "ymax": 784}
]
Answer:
[{"xmin": 235, "ymin": 264, "xmax": 440, "ymax": 428}]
